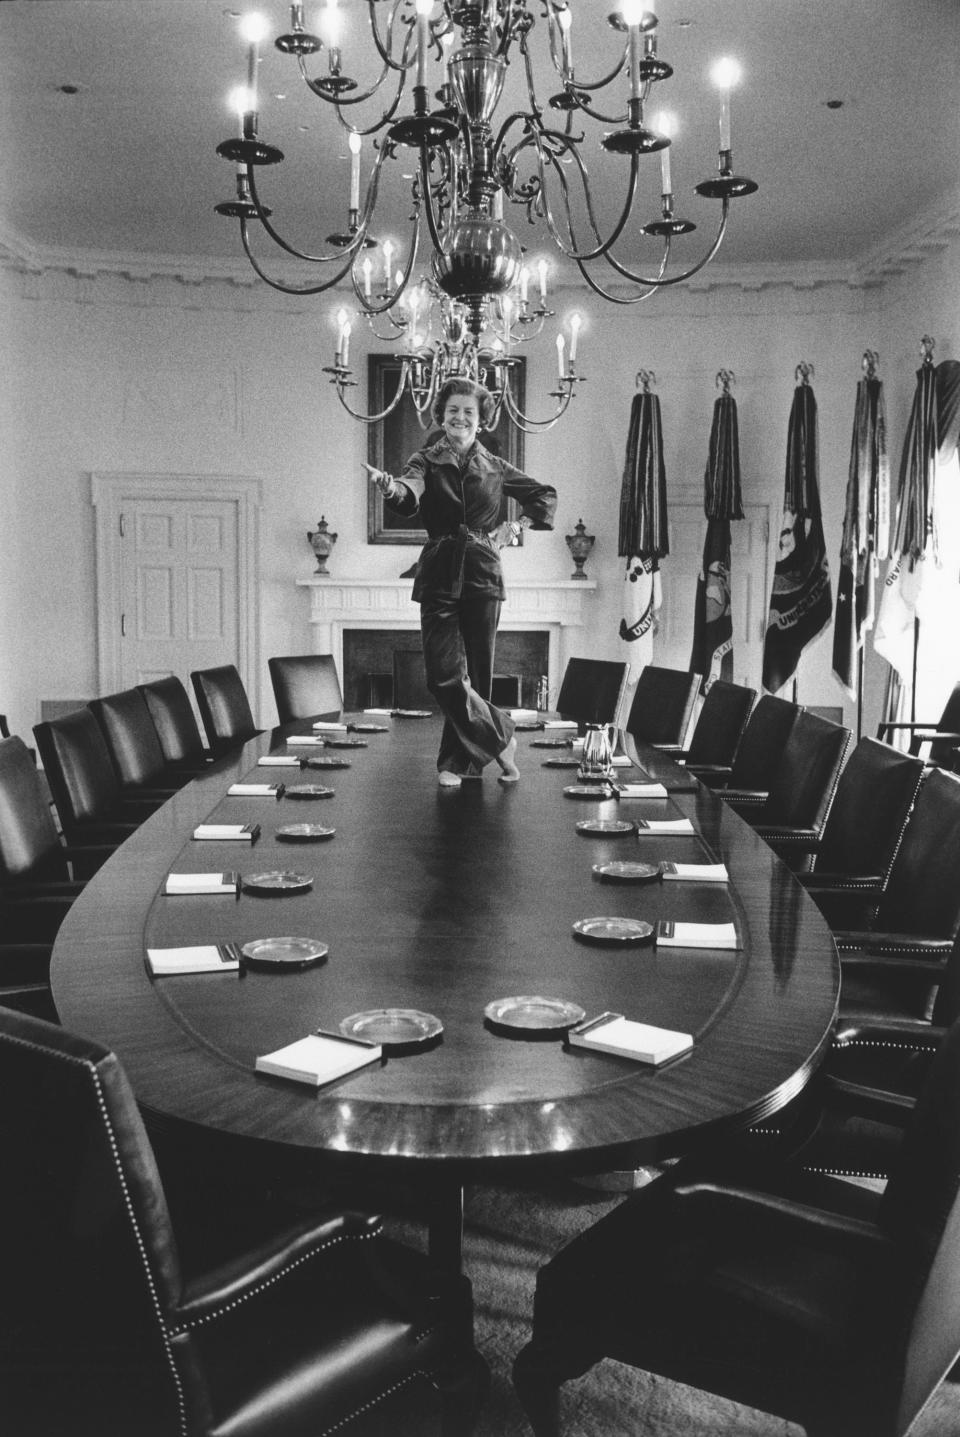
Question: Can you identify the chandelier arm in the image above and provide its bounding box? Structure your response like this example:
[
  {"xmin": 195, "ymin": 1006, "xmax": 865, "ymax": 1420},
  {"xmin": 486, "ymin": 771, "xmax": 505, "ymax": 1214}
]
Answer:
[
  {"xmin": 365, "ymin": 0, "xmax": 417, "ymax": 75},
  {"xmin": 559, "ymin": 44, "xmax": 629, "ymax": 95},
  {"xmin": 595, "ymin": 200, "xmax": 731, "ymax": 288},
  {"xmin": 501, "ymin": 378, "xmax": 575, "ymax": 434},
  {"xmin": 356, "ymin": 210, "xmax": 425, "ymax": 317},
  {"xmin": 238, "ymin": 221, "xmax": 357, "ymax": 294},
  {"xmin": 534, "ymin": 137, "xmax": 642, "ymax": 262},
  {"xmin": 572, "ymin": 255, "xmax": 661, "ymax": 305},
  {"xmin": 566, "ymin": 93, "xmax": 629, "ymax": 125},
  {"xmin": 245, "ymin": 164, "xmax": 369, "ymax": 265},
  {"xmin": 295, "ymin": 49, "xmax": 397, "ymax": 110},
  {"xmin": 418, "ymin": 141, "xmax": 454, "ymax": 262},
  {"xmin": 331, "ymin": 362, "xmax": 413, "ymax": 424}
]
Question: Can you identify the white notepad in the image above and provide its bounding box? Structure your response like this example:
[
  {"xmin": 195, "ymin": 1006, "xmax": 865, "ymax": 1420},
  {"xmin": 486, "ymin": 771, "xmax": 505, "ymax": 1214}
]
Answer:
[
  {"xmin": 147, "ymin": 944, "xmax": 240, "ymax": 975},
  {"xmin": 255, "ymin": 1031, "xmax": 382, "ymax": 1087},
  {"xmin": 544, "ymin": 720, "xmax": 578, "ymax": 730},
  {"xmin": 569, "ymin": 1013, "xmax": 693, "ymax": 1066},
  {"xmin": 611, "ymin": 755, "xmax": 634, "ymax": 767},
  {"xmin": 164, "ymin": 872, "xmax": 238, "ymax": 895},
  {"xmin": 192, "ymin": 823, "xmax": 260, "ymax": 841},
  {"xmin": 507, "ymin": 709, "xmax": 539, "ymax": 722},
  {"xmin": 258, "ymin": 755, "xmax": 300, "ymax": 767},
  {"xmin": 656, "ymin": 921, "xmax": 740, "ymax": 949},
  {"xmin": 312, "ymin": 721, "xmax": 348, "ymax": 732},
  {"xmin": 364, "ymin": 708, "xmax": 394, "ymax": 716},
  {"xmin": 227, "ymin": 783, "xmax": 281, "ymax": 797},
  {"xmin": 616, "ymin": 782, "xmax": 669, "ymax": 799},
  {"xmin": 660, "ymin": 862, "xmax": 730, "ymax": 883},
  {"xmin": 286, "ymin": 734, "xmax": 326, "ymax": 745},
  {"xmin": 636, "ymin": 817, "xmax": 695, "ymax": 834}
]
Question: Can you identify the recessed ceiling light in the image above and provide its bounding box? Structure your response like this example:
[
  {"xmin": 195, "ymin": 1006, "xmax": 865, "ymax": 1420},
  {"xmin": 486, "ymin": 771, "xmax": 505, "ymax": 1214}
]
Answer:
[
  {"xmin": 57, "ymin": 83, "xmax": 80, "ymax": 95},
  {"xmin": 824, "ymin": 98, "xmax": 845, "ymax": 109}
]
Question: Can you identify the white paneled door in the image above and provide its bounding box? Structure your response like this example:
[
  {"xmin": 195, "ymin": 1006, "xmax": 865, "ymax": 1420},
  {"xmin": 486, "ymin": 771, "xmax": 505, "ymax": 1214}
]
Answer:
[
  {"xmin": 92, "ymin": 473, "xmax": 261, "ymax": 706},
  {"xmin": 655, "ymin": 494, "xmax": 770, "ymax": 692},
  {"xmin": 120, "ymin": 498, "xmax": 239, "ymax": 688}
]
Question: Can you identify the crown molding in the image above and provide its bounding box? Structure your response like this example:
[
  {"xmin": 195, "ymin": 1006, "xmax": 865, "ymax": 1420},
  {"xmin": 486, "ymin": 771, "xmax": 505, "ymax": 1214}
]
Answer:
[{"xmin": 2, "ymin": 186, "xmax": 959, "ymax": 298}]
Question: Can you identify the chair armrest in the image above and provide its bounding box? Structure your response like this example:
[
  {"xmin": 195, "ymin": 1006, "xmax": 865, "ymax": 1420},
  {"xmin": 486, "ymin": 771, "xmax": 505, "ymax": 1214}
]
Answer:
[
  {"xmin": 721, "ymin": 789, "xmax": 768, "ymax": 812},
  {"xmin": 832, "ymin": 1016, "xmax": 947, "ymax": 1050},
  {"xmin": 650, "ymin": 743, "xmax": 684, "ymax": 754},
  {"xmin": 835, "ymin": 932, "xmax": 954, "ymax": 960},
  {"xmin": 60, "ymin": 843, "xmax": 116, "ymax": 878},
  {"xmin": 753, "ymin": 827, "xmax": 820, "ymax": 851},
  {"xmin": 672, "ymin": 1180, "xmax": 890, "ymax": 1255},
  {"xmin": 684, "ymin": 763, "xmax": 732, "ymax": 784},
  {"xmin": 800, "ymin": 873, "xmax": 884, "ymax": 894},
  {"xmin": 0, "ymin": 893, "xmax": 74, "ymax": 941},
  {"xmin": 820, "ymin": 1075, "xmax": 917, "ymax": 1125},
  {"xmin": 173, "ymin": 1210, "xmax": 383, "ymax": 1329}
]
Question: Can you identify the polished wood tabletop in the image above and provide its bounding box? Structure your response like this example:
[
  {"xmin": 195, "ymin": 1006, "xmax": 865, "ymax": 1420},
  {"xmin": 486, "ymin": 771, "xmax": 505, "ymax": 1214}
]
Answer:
[{"xmin": 51, "ymin": 715, "xmax": 840, "ymax": 1190}]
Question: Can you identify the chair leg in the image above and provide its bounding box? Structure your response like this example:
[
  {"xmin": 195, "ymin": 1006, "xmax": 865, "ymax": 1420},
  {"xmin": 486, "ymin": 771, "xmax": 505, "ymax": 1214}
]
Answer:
[{"xmin": 512, "ymin": 1343, "xmax": 563, "ymax": 1437}]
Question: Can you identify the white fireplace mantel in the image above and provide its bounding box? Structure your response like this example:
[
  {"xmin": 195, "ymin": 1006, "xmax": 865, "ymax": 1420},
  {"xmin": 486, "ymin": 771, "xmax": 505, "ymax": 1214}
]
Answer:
[{"xmin": 296, "ymin": 576, "xmax": 598, "ymax": 689}]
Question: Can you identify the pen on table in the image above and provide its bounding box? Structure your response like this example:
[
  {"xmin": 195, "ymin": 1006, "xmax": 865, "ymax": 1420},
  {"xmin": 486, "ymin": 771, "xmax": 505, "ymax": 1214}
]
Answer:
[
  {"xmin": 571, "ymin": 1012, "xmax": 621, "ymax": 1036},
  {"xmin": 314, "ymin": 1027, "xmax": 379, "ymax": 1049}
]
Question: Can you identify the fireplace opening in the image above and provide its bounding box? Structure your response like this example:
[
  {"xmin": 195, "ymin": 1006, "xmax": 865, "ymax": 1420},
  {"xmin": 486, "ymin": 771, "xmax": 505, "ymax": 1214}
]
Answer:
[{"xmin": 341, "ymin": 630, "xmax": 551, "ymax": 710}]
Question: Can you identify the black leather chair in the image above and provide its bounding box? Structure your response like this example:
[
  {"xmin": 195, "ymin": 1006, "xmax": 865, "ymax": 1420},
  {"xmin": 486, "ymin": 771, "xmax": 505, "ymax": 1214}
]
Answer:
[
  {"xmin": 0, "ymin": 1007, "xmax": 480, "ymax": 1437},
  {"xmin": 268, "ymin": 654, "xmax": 343, "ymax": 724},
  {"xmin": 190, "ymin": 665, "xmax": 261, "ymax": 755},
  {"xmin": 555, "ymin": 658, "xmax": 628, "ymax": 729},
  {"xmin": 138, "ymin": 676, "xmax": 212, "ymax": 770},
  {"xmin": 723, "ymin": 710, "xmax": 851, "ymax": 843},
  {"xmin": 89, "ymin": 689, "xmax": 202, "ymax": 798},
  {"xmin": 755, "ymin": 736, "xmax": 924, "ymax": 878},
  {"xmin": 624, "ymin": 665, "xmax": 700, "ymax": 748},
  {"xmin": 877, "ymin": 679, "xmax": 960, "ymax": 770},
  {"xmin": 33, "ymin": 710, "xmax": 162, "ymax": 847},
  {"xmin": 670, "ymin": 679, "xmax": 756, "ymax": 771},
  {"xmin": 813, "ymin": 767, "xmax": 960, "ymax": 1026},
  {"xmin": 513, "ymin": 1013, "xmax": 960, "ymax": 1437},
  {"xmin": 392, "ymin": 648, "xmax": 435, "ymax": 711},
  {"xmin": 695, "ymin": 692, "xmax": 801, "ymax": 794}
]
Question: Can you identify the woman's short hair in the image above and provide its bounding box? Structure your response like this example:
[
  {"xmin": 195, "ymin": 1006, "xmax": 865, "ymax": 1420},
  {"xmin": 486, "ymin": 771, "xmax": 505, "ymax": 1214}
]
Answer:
[{"xmin": 432, "ymin": 377, "xmax": 496, "ymax": 430}]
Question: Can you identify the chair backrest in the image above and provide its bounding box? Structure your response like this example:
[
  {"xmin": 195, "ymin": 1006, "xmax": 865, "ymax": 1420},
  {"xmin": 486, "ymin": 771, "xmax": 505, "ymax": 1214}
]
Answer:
[
  {"xmin": 762, "ymin": 710, "xmax": 851, "ymax": 829},
  {"xmin": 815, "ymin": 737, "xmax": 925, "ymax": 879},
  {"xmin": 0, "ymin": 1007, "xmax": 184, "ymax": 1430},
  {"xmin": 0, "ymin": 735, "xmax": 69, "ymax": 883},
  {"xmin": 684, "ymin": 680, "xmax": 757, "ymax": 767},
  {"xmin": 190, "ymin": 665, "xmax": 258, "ymax": 751},
  {"xmin": 877, "ymin": 768, "xmax": 960, "ymax": 939},
  {"xmin": 139, "ymin": 676, "xmax": 207, "ymax": 765},
  {"xmin": 491, "ymin": 673, "xmax": 522, "ymax": 707},
  {"xmin": 268, "ymin": 654, "xmax": 343, "ymax": 725},
  {"xmin": 625, "ymin": 665, "xmax": 700, "ymax": 746},
  {"xmin": 89, "ymin": 688, "xmax": 168, "ymax": 787},
  {"xmin": 33, "ymin": 709, "xmax": 124, "ymax": 838},
  {"xmin": 927, "ymin": 682, "xmax": 960, "ymax": 768},
  {"xmin": 876, "ymin": 1016, "xmax": 960, "ymax": 1435},
  {"xmin": 726, "ymin": 694, "xmax": 801, "ymax": 789},
  {"xmin": 556, "ymin": 658, "xmax": 628, "ymax": 728},
  {"xmin": 393, "ymin": 649, "xmax": 434, "ymax": 711}
]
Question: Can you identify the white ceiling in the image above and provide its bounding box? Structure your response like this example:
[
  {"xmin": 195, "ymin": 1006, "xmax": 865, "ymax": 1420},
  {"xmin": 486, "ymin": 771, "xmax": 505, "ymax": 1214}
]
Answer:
[{"xmin": 1, "ymin": 0, "xmax": 958, "ymax": 279}]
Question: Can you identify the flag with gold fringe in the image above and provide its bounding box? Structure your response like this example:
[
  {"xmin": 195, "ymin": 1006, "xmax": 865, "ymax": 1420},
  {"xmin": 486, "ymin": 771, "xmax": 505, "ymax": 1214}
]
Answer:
[
  {"xmin": 690, "ymin": 382, "xmax": 743, "ymax": 691},
  {"xmin": 762, "ymin": 372, "xmax": 832, "ymax": 695},
  {"xmin": 619, "ymin": 380, "xmax": 668, "ymax": 660}
]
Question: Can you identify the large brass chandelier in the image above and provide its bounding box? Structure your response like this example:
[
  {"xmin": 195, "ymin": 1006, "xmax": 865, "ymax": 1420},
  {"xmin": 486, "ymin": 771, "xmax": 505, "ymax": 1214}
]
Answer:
[{"xmin": 216, "ymin": 2, "xmax": 757, "ymax": 431}]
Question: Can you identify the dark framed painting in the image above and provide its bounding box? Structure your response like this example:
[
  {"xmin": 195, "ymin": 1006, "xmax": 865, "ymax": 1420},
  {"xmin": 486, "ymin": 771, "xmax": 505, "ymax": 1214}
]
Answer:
[{"xmin": 366, "ymin": 353, "xmax": 526, "ymax": 544}]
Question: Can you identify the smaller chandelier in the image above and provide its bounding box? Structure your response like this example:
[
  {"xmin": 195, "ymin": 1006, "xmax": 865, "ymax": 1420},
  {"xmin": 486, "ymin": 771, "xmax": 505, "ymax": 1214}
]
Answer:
[{"xmin": 216, "ymin": 1, "xmax": 757, "ymax": 431}]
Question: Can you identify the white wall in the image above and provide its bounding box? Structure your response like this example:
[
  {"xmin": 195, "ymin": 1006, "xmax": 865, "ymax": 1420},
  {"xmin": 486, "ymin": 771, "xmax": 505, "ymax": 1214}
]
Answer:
[{"xmin": 4, "ymin": 231, "xmax": 958, "ymax": 742}]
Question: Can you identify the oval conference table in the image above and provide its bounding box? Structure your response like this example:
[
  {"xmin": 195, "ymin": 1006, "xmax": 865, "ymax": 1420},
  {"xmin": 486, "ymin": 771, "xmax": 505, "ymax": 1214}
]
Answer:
[{"xmin": 51, "ymin": 711, "xmax": 840, "ymax": 1351}]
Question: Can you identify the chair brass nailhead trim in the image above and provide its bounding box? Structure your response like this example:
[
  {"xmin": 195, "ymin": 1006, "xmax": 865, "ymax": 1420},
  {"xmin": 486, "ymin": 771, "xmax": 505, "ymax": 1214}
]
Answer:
[{"xmin": 1, "ymin": 1031, "xmax": 189, "ymax": 1436}]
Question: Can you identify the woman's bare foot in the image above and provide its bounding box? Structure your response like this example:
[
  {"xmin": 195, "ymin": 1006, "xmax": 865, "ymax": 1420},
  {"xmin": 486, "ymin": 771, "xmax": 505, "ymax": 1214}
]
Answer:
[
  {"xmin": 438, "ymin": 770, "xmax": 462, "ymax": 788},
  {"xmin": 496, "ymin": 736, "xmax": 520, "ymax": 784}
]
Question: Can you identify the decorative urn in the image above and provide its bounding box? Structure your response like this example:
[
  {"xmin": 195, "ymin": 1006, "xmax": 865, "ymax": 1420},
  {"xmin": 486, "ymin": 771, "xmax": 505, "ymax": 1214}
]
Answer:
[
  {"xmin": 307, "ymin": 516, "xmax": 338, "ymax": 576},
  {"xmin": 565, "ymin": 518, "xmax": 595, "ymax": 580}
]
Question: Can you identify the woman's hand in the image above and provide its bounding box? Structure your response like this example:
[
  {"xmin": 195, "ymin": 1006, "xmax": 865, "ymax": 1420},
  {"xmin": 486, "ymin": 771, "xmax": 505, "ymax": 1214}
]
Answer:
[
  {"xmin": 491, "ymin": 520, "xmax": 521, "ymax": 549},
  {"xmin": 362, "ymin": 462, "xmax": 397, "ymax": 498}
]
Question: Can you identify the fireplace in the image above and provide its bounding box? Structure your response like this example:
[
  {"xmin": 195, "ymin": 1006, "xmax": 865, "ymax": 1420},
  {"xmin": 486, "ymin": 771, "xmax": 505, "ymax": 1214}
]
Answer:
[
  {"xmin": 341, "ymin": 629, "xmax": 551, "ymax": 710},
  {"xmin": 296, "ymin": 575, "xmax": 598, "ymax": 709}
]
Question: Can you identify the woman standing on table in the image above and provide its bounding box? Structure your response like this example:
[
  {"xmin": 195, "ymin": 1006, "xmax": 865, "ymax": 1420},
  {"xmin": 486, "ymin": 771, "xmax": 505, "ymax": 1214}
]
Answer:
[{"xmin": 363, "ymin": 377, "xmax": 557, "ymax": 788}]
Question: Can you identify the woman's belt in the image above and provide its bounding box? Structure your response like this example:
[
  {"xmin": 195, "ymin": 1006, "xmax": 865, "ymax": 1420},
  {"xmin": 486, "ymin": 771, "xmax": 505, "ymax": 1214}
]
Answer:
[{"xmin": 429, "ymin": 524, "xmax": 497, "ymax": 598}]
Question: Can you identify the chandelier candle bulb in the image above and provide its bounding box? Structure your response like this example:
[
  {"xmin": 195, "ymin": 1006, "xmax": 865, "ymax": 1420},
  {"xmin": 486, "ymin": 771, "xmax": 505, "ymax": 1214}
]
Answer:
[
  {"xmin": 556, "ymin": 333, "xmax": 566, "ymax": 378},
  {"xmin": 655, "ymin": 110, "xmax": 675, "ymax": 195},
  {"xmin": 569, "ymin": 314, "xmax": 581, "ymax": 364},
  {"xmin": 340, "ymin": 322, "xmax": 351, "ymax": 368},
  {"xmin": 519, "ymin": 267, "xmax": 529, "ymax": 305},
  {"xmin": 538, "ymin": 259, "xmax": 548, "ymax": 304},
  {"xmin": 712, "ymin": 57, "xmax": 741, "ymax": 154},
  {"xmin": 348, "ymin": 132, "xmax": 362, "ymax": 212},
  {"xmin": 382, "ymin": 240, "xmax": 394, "ymax": 283},
  {"xmin": 362, "ymin": 256, "xmax": 372, "ymax": 297},
  {"xmin": 622, "ymin": 0, "xmax": 644, "ymax": 100},
  {"xmin": 415, "ymin": 0, "xmax": 432, "ymax": 89},
  {"xmin": 239, "ymin": 13, "xmax": 269, "ymax": 111},
  {"xmin": 557, "ymin": 6, "xmax": 573, "ymax": 74}
]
